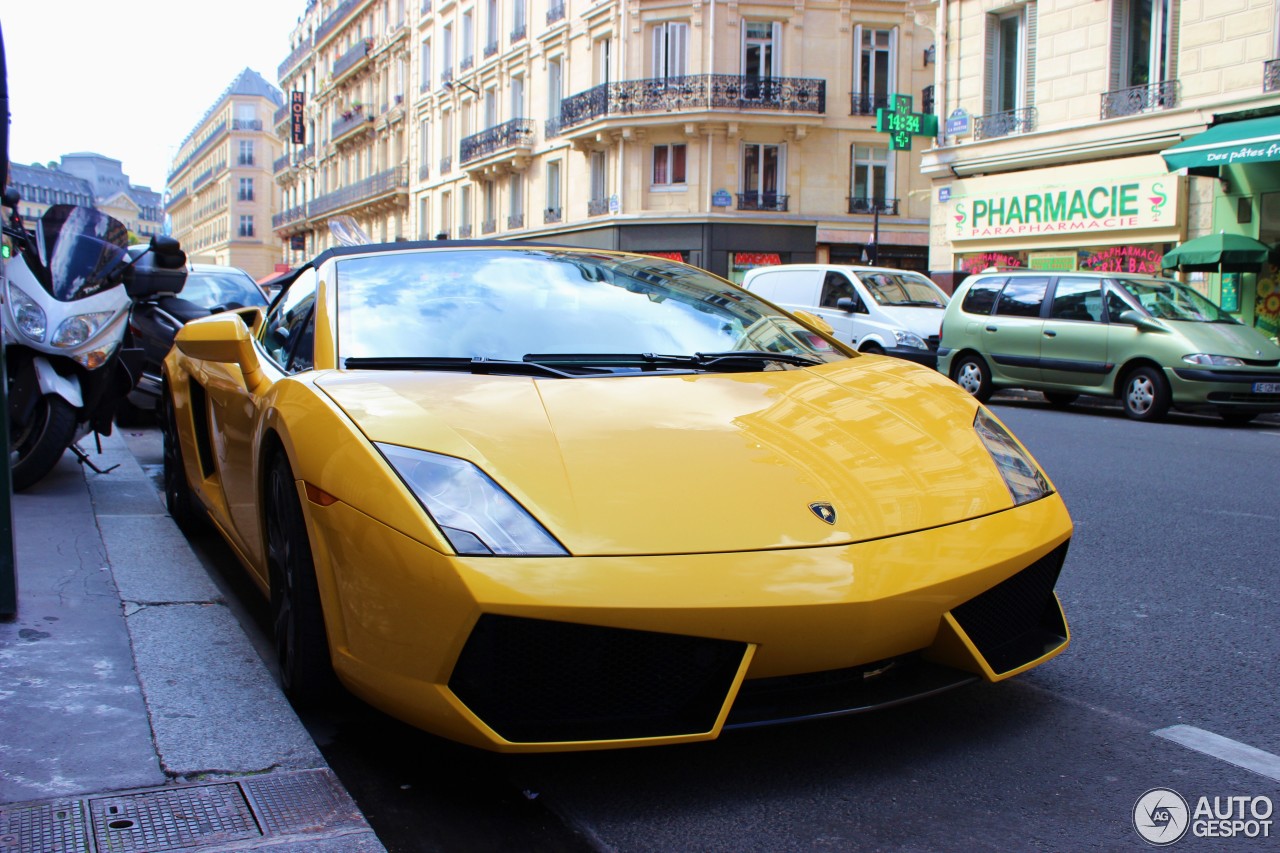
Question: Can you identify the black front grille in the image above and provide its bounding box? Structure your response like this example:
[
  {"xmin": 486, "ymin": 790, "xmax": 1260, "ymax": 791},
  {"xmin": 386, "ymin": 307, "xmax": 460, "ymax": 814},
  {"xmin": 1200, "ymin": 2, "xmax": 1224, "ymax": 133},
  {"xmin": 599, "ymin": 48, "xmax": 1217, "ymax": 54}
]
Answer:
[
  {"xmin": 449, "ymin": 615, "xmax": 747, "ymax": 743},
  {"xmin": 950, "ymin": 543, "xmax": 1069, "ymax": 675}
]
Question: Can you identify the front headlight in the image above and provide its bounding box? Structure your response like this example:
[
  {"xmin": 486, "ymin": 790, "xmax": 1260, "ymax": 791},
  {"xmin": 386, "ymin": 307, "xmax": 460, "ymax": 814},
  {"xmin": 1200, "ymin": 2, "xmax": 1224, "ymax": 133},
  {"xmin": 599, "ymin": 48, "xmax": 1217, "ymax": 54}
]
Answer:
[
  {"xmin": 893, "ymin": 329, "xmax": 928, "ymax": 349},
  {"xmin": 52, "ymin": 311, "xmax": 115, "ymax": 348},
  {"xmin": 7, "ymin": 282, "xmax": 47, "ymax": 342},
  {"xmin": 376, "ymin": 443, "xmax": 568, "ymax": 557},
  {"xmin": 974, "ymin": 408, "xmax": 1052, "ymax": 506},
  {"xmin": 1182, "ymin": 353, "xmax": 1244, "ymax": 366}
]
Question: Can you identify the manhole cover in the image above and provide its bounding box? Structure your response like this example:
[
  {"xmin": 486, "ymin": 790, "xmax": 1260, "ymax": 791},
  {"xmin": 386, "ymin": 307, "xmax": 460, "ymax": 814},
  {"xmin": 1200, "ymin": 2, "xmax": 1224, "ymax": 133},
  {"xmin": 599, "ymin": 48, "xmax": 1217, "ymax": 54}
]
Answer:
[
  {"xmin": 90, "ymin": 784, "xmax": 261, "ymax": 852},
  {"xmin": 242, "ymin": 768, "xmax": 364, "ymax": 836},
  {"xmin": 0, "ymin": 800, "xmax": 89, "ymax": 853}
]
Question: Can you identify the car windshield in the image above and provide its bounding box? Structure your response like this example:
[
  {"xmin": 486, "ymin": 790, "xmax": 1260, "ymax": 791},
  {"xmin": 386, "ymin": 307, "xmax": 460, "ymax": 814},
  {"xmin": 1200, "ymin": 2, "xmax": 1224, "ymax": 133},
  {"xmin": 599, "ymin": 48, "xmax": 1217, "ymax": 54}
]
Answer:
[
  {"xmin": 336, "ymin": 249, "xmax": 844, "ymax": 367},
  {"xmin": 1113, "ymin": 277, "xmax": 1239, "ymax": 323},
  {"xmin": 859, "ymin": 271, "xmax": 949, "ymax": 308},
  {"xmin": 181, "ymin": 269, "xmax": 269, "ymax": 310}
]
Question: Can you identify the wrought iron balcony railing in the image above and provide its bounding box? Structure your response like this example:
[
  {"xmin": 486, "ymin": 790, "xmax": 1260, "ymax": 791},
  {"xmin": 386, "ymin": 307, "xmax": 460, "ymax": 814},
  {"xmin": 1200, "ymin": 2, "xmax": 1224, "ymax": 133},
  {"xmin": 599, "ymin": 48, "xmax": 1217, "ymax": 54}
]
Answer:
[
  {"xmin": 167, "ymin": 187, "xmax": 188, "ymax": 207},
  {"xmin": 511, "ymin": 25, "xmax": 527, "ymax": 43},
  {"xmin": 484, "ymin": 41, "xmax": 498, "ymax": 59},
  {"xmin": 459, "ymin": 118, "xmax": 535, "ymax": 163},
  {"xmin": 168, "ymin": 120, "xmax": 227, "ymax": 182},
  {"xmin": 332, "ymin": 109, "xmax": 374, "ymax": 142},
  {"xmin": 847, "ymin": 197, "xmax": 899, "ymax": 215},
  {"xmin": 547, "ymin": 0, "xmax": 565, "ymax": 25},
  {"xmin": 232, "ymin": 118, "xmax": 263, "ymax": 131},
  {"xmin": 737, "ymin": 192, "xmax": 789, "ymax": 212},
  {"xmin": 272, "ymin": 204, "xmax": 307, "ymax": 230},
  {"xmin": 545, "ymin": 116, "xmax": 563, "ymax": 139},
  {"xmin": 332, "ymin": 39, "xmax": 372, "ymax": 81},
  {"xmin": 308, "ymin": 165, "xmax": 409, "ymax": 218},
  {"xmin": 507, "ymin": 213, "xmax": 524, "ymax": 229},
  {"xmin": 314, "ymin": 0, "xmax": 360, "ymax": 46},
  {"xmin": 481, "ymin": 218, "xmax": 497, "ymax": 234},
  {"xmin": 850, "ymin": 92, "xmax": 890, "ymax": 116},
  {"xmin": 418, "ymin": 163, "xmax": 431, "ymax": 181},
  {"xmin": 1266, "ymin": 59, "xmax": 1280, "ymax": 92},
  {"xmin": 274, "ymin": 104, "xmax": 290, "ymax": 127},
  {"xmin": 1100, "ymin": 80, "xmax": 1179, "ymax": 119},
  {"xmin": 587, "ymin": 198, "xmax": 609, "ymax": 216},
  {"xmin": 278, "ymin": 39, "xmax": 313, "ymax": 80},
  {"xmin": 440, "ymin": 155, "xmax": 452, "ymax": 173},
  {"xmin": 921, "ymin": 85, "xmax": 934, "ymax": 116},
  {"xmin": 544, "ymin": 206, "xmax": 562, "ymax": 224},
  {"xmin": 560, "ymin": 74, "xmax": 825, "ymax": 132},
  {"xmin": 274, "ymin": 154, "xmax": 291, "ymax": 174},
  {"xmin": 460, "ymin": 55, "xmax": 473, "ymax": 72},
  {"xmin": 459, "ymin": 224, "xmax": 473, "ymax": 238},
  {"xmin": 973, "ymin": 107, "xmax": 1036, "ymax": 141}
]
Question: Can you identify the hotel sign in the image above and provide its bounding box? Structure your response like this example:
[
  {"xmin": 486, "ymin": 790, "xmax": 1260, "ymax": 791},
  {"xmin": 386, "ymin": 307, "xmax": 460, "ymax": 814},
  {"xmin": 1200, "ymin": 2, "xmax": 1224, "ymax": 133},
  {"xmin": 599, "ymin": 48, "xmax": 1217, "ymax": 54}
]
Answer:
[{"xmin": 949, "ymin": 176, "xmax": 1174, "ymax": 242}]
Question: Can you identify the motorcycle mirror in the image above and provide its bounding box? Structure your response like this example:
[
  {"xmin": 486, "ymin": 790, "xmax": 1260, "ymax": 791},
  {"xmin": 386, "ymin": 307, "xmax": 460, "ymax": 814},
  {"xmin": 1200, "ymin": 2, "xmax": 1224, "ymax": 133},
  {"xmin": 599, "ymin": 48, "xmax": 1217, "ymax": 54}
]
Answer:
[
  {"xmin": 2, "ymin": 186, "xmax": 18, "ymax": 209},
  {"xmin": 148, "ymin": 234, "xmax": 187, "ymax": 269}
]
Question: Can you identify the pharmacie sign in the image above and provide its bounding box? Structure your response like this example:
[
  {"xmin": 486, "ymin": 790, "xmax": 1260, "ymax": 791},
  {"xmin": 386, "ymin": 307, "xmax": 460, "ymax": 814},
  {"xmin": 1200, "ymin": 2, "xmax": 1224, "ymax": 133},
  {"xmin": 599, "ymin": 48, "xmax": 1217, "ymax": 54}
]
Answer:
[{"xmin": 950, "ymin": 176, "xmax": 1174, "ymax": 242}]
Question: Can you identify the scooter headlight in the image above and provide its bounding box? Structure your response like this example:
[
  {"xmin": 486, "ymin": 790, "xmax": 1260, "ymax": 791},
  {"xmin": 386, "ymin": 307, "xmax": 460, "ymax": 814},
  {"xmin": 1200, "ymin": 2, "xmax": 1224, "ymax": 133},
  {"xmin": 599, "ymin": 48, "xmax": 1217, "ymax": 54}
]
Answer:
[
  {"xmin": 52, "ymin": 311, "xmax": 114, "ymax": 349},
  {"xmin": 7, "ymin": 282, "xmax": 47, "ymax": 343}
]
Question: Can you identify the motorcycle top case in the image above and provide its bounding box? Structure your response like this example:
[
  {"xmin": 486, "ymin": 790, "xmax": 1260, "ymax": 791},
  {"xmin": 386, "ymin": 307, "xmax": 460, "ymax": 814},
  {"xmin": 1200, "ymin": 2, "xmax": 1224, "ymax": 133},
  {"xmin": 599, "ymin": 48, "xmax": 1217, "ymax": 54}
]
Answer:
[{"xmin": 124, "ymin": 253, "xmax": 188, "ymax": 299}]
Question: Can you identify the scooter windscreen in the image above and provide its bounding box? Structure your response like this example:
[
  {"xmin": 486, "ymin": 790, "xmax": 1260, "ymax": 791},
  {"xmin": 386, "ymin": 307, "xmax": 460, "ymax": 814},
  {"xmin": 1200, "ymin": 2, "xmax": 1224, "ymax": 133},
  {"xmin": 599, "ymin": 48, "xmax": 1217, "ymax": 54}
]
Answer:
[{"xmin": 30, "ymin": 204, "xmax": 131, "ymax": 302}]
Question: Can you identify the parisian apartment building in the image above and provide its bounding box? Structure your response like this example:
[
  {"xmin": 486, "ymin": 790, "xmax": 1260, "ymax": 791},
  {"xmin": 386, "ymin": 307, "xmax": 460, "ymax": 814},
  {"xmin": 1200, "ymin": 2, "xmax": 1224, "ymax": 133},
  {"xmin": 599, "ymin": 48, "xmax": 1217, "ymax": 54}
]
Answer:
[
  {"xmin": 919, "ymin": 0, "xmax": 1280, "ymax": 337},
  {"xmin": 166, "ymin": 69, "xmax": 285, "ymax": 280},
  {"xmin": 10, "ymin": 155, "xmax": 163, "ymax": 241},
  {"xmin": 270, "ymin": 0, "xmax": 939, "ymax": 283}
]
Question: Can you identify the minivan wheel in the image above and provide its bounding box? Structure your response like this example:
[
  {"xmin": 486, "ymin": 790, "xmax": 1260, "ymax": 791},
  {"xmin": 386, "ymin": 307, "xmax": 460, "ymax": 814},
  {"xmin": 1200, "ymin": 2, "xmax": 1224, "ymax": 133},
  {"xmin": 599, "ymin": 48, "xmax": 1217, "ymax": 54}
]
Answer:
[
  {"xmin": 1121, "ymin": 366, "xmax": 1170, "ymax": 421},
  {"xmin": 859, "ymin": 342, "xmax": 885, "ymax": 355},
  {"xmin": 1043, "ymin": 392, "xmax": 1078, "ymax": 408},
  {"xmin": 952, "ymin": 354, "xmax": 993, "ymax": 403}
]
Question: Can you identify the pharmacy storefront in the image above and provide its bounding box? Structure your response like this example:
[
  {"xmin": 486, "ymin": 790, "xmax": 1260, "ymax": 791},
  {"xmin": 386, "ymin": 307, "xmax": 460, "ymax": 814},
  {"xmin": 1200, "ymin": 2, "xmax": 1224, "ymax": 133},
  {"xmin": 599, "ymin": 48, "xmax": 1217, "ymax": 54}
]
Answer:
[{"xmin": 935, "ymin": 155, "xmax": 1185, "ymax": 285}]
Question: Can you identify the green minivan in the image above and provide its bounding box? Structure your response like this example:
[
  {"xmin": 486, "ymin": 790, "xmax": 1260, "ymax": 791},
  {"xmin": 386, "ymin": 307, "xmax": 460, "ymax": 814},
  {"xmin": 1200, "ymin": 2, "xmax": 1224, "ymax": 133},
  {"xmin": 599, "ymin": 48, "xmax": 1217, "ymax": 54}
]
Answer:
[{"xmin": 936, "ymin": 271, "xmax": 1280, "ymax": 423}]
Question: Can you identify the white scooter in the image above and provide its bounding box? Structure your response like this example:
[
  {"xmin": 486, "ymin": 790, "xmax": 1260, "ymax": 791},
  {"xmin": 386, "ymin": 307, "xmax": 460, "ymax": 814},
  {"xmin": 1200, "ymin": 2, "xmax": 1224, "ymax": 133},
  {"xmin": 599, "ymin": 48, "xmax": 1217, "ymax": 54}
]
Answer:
[{"xmin": 1, "ymin": 191, "xmax": 186, "ymax": 490}]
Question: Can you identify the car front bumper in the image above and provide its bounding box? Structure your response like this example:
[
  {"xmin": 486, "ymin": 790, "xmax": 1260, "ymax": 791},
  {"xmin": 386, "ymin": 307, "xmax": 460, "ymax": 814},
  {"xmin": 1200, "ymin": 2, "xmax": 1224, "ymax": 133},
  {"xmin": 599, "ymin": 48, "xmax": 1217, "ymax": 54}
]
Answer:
[
  {"xmin": 1169, "ymin": 367, "xmax": 1280, "ymax": 412},
  {"xmin": 303, "ymin": 492, "xmax": 1073, "ymax": 752}
]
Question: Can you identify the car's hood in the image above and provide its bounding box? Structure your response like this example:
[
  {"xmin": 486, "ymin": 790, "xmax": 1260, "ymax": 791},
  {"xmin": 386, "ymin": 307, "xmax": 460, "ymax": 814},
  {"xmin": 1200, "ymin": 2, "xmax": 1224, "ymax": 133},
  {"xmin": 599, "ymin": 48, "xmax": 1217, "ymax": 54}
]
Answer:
[
  {"xmin": 316, "ymin": 359, "xmax": 1017, "ymax": 556},
  {"xmin": 1162, "ymin": 320, "xmax": 1280, "ymax": 360},
  {"xmin": 877, "ymin": 304, "xmax": 946, "ymax": 338}
]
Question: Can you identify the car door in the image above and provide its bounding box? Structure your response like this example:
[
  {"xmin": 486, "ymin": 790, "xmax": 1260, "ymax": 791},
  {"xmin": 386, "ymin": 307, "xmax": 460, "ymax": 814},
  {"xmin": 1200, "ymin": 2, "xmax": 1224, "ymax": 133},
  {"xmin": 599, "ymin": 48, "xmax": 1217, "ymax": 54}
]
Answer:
[
  {"xmin": 815, "ymin": 270, "xmax": 863, "ymax": 344},
  {"xmin": 1039, "ymin": 276, "xmax": 1112, "ymax": 388},
  {"xmin": 984, "ymin": 275, "xmax": 1050, "ymax": 383}
]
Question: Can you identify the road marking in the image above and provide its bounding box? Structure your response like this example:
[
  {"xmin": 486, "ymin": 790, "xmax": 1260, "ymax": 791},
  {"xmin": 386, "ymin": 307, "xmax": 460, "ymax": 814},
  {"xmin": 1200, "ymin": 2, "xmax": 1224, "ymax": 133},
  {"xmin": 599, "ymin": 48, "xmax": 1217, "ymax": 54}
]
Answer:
[{"xmin": 1154, "ymin": 725, "xmax": 1280, "ymax": 783}]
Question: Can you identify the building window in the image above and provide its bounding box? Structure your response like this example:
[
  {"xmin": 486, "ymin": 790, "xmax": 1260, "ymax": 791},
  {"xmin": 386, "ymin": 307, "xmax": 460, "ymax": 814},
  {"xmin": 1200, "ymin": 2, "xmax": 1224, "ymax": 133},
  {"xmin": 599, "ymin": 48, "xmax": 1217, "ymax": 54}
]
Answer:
[
  {"xmin": 460, "ymin": 184, "xmax": 472, "ymax": 236},
  {"xmin": 442, "ymin": 24, "xmax": 453, "ymax": 79},
  {"xmin": 652, "ymin": 21, "xmax": 689, "ymax": 80},
  {"xmin": 1113, "ymin": 0, "xmax": 1174, "ymax": 89},
  {"xmin": 546, "ymin": 159, "xmax": 562, "ymax": 217},
  {"xmin": 462, "ymin": 10, "xmax": 474, "ymax": 68},
  {"xmin": 589, "ymin": 151, "xmax": 608, "ymax": 214},
  {"xmin": 985, "ymin": 6, "xmax": 1036, "ymax": 115},
  {"xmin": 239, "ymin": 178, "xmax": 254, "ymax": 201},
  {"xmin": 742, "ymin": 21, "xmax": 780, "ymax": 79},
  {"xmin": 418, "ymin": 196, "xmax": 430, "ymax": 239},
  {"xmin": 595, "ymin": 36, "xmax": 612, "ymax": 86},
  {"xmin": 652, "ymin": 143, "xmax": 687, "ymax": 186},
  {"xmin": 853, "ymin": 26, "xmax": 897, "ymax": 115},
  {"xmin": 239, "ymin": 140, "xmax": 255, "ymax": 166},
  {"xmin": 509, "ymin": 172, "xmax": 524, "ymax": 228},
  {"xmin": 239, "ymin": 215, "xmax": 254, "ymax": 237},
  {"xmin": 742, "ymin": 142, "xmax": 782, "ymax": 201},
  {"xmin": 420, "ymin": 38, "xmax": 432, "ymax": 90},
  {"xmin": 850, "ymin": 144, "xmax": 893, "ymax": 207}
]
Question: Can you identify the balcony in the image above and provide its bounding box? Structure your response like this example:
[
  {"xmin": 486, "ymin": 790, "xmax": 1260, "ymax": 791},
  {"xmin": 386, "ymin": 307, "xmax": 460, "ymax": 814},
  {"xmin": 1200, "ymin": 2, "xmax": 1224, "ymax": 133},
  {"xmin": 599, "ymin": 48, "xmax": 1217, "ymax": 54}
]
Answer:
[
  {"xmin": 460, "ymin": 55, "xmax": 474, "ymax": 72},
  {"xmin": 544, "ymin": 207, "xmax": 562, "ymax": 224},
  {"xmin": 166, "ymin": 187, "xmax": 188, "ymax": 208},
  {"xmin": 546, "ymin": 0, "xmax": 565, "ymax": 25},
  {"xmin": 545, "ymin": 116, "xmax": 563, "ymax": 139},
  {"xmin": 507, "ymin": 213, "xmax": 524, "ymax": 229},
  {"xmin": 459, "ymin": 224, "xmax": 473, "ymax": 238},
  {"xmin": 588, "ymin": 198, "xmax": 609, "ymax": 216},
  {"xmin": 232, "ymin": 118, "xmax": 263, "ymax": 132},
  {"xmin": 973, "ymin": 107, "xmax": 1036, "ymax": 141},
  {"xmin": 274, "ymin": 104, "xmax": 290, "ymax": 128},
  {"xmin": 274, "ymin": 154, "xmax": 291, "ymax": 174},
  {"xmin": 850, "ymin": 92, "xmax": 889, "ymax": 116},
  {"xmin": 418, "ymin": 163, "xmax": 431, "ymax": 181},
  {"xmin": 1267, "ymin": 59, "xmax": 1280, "ymax": 92},
  {"xmin": 332, "ymin": 38, "xmax": 373, "ymax": 85},
  {"xmin": 847, "ymin": 197, "xmax": 899, "ymax": 215},
  {"xmin": 278, "ymin": 39, "xmax": 313, "ymax": 81},
  {"xmin": 737, "ymin": 193, "xmax": 788, "ymax": 212},
  {"xmin": 332, "ymin": 107, "xmax": 375, "ymax": 145},
  {"xmin": 440, "ymin": 155, "xmax": 453, "ymax": 174},
  {"xmin": 308, "ymin": 164, "xmax": 410, "ymax": 218},
  {"xmin": 560, "ymin": 74, "xmax": 825, "ymax": 133},
  {"xmin": 460, "ymin": 118, "xmax": 535, "ymax": 167},
  {"xmin": 483, "ymin": 40, "xmax": 498, "ymax": 59},
  {"xmin": 1100, "ymin": 80, "xmax": 1179, "ymax": 120},
  {"xmin": 272, "ymin": 204, "xmax": 308, "ymax": 231},
  {"xmin": 314, "ymin": 0, "xmax": 361, "ymax": 47},
  {"xmin": 481, "ymin": 218, "xmax": 497, "ymax": 234},
  {"xmin": 511, "ymin": 24, "xmax": 526, "ymax": 43},
  {"xmin": 168, "ymin": 120, "xmax": 227, "ymax": 183}
]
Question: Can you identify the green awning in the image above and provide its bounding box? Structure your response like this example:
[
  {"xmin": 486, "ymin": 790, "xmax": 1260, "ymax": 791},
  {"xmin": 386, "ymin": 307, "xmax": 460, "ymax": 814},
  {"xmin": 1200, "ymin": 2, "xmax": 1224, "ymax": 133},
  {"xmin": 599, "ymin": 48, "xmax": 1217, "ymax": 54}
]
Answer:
[{"xmin": 1162, "ymin": 116, "xmax": 1280, "ymax": 171}]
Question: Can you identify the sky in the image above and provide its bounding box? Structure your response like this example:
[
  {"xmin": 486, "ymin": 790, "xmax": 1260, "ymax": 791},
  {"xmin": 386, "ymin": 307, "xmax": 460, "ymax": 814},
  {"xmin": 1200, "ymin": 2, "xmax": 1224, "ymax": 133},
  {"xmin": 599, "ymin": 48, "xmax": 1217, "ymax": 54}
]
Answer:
[{"xmin": 2, "ymin": 1, "xmax": 305, "ymax": 192}]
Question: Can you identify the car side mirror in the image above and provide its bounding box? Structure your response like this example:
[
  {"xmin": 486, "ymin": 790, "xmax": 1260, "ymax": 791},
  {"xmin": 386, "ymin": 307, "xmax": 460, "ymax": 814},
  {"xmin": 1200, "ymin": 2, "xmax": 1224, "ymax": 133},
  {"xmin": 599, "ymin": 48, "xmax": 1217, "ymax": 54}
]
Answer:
[
  {"xmin": 1117, "ymin": 309, "xmax": 1165, "ymax": 332},
  {"xmin": 835, "ymin": 296, "xmax": 860, "ymax": 313},
  {"xmin": 175, "ymin": 313, "xmax": 269, "ymax": 395}
]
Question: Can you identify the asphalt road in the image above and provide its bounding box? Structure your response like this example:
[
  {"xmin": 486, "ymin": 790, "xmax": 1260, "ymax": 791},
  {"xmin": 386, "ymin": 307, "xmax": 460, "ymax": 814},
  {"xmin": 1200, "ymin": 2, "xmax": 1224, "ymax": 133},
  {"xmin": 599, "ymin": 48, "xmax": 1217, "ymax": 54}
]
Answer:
[{"xmin": 123, "ymin": 394, "xmax": 1280, "ymax": 851}]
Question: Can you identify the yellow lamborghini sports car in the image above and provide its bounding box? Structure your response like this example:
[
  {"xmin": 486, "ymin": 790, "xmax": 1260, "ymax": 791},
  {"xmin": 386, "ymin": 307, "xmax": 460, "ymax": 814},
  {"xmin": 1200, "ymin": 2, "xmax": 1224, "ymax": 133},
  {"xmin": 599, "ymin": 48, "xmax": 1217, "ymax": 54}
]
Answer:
[{"xmin": 162, "ymin": 243, "xmax": 1072, "ymax": 753}]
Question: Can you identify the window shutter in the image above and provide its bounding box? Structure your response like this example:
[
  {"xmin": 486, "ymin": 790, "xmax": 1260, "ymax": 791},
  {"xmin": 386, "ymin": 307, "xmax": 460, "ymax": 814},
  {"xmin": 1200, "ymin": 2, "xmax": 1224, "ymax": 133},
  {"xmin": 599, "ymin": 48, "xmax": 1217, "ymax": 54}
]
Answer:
[
  {"xmin": 772, "ymin": 21, "xmax": 782, "ymax": 74},
  {"xmin": 984, "ymin": 16, "xmax": 998, "ymax": 113},
  {"xmin": 1164, "ymin": 0, "xmax": 1179, "ymax": 81},
  {"xmin": 889, "ymin": 27, "xmax": 899, "ymax": 101},
  {"xmin": 853, "ymin": 24, "xmax": 864, "ymax": 94},
  {"xmin": 1109, "ymin": 0, "xmax": 1126, "ymax": 90},
  {"xmin": 1024, "ymin": 3, "xmax": 1037, "ymax": 110},
  {"xmin": 671, "ymin": 23, "xmax": 689, "ymax": 77}
]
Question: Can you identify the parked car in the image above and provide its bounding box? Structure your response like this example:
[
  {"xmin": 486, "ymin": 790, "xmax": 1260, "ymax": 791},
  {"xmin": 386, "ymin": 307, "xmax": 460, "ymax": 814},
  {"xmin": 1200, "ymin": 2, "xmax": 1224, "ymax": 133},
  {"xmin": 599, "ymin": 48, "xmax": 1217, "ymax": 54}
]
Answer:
[
  {"xmin": 741, "ymin": 264, "xmax": 949, "ymax": 367},
  {"xmin": 937, "ymin": 270, "xmax": 1280, "ymax": 424},
  {"xmin": 163, "ymin": 242, "xmax": 1072, "ymax": 752},
  {"xmin": 121, "ymin": 262, "xmax": 269, "ymax": 420}
]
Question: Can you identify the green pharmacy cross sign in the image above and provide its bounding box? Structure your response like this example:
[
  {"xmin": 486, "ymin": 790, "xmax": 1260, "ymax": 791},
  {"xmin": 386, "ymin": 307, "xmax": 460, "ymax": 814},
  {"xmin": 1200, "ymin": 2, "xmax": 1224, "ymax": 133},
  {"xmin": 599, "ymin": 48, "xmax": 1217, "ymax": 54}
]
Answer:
[{"xmin": 875, "ymin": 95, "xmax": 938, "ymax": 151}]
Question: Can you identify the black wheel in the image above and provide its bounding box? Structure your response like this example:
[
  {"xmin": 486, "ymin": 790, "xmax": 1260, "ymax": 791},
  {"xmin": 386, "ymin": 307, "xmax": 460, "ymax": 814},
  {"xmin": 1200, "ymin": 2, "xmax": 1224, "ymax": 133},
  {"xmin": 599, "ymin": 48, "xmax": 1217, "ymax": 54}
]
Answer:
[
  {"xmin": 11, "ymin": 394, "xmax": 77, "ymax": 492},
  {"xmin": 859, "ymin": 342, "xmax": 885, "ymax": 355},
  {"xmin": 161, "ymin": 389, "xmax": 206, "ymax": 534},
  {"xmin": 265, "ymin": 453, "xmax": 336, "ymax": 705},
  {"xmin": 1121, "ymin": 366, "xmax": 1170, "ymax": 421},
  {"xmin": 1219, "ymin": 410, "xmax": 1258, "ymax": 426},
  {"xmin": 1043, "ymin": 392, "xmax": 1078, "ymax": 408},
  {"xmin": 951, "ymin": 353, "xmax": 993, "ymax": 403}
]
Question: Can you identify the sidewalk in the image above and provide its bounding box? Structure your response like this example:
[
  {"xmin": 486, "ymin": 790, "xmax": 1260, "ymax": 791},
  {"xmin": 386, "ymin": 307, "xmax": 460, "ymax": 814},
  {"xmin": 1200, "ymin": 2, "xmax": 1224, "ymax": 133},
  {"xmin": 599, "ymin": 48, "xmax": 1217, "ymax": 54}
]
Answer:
[{"xmin": 0, "ymin": 429, "xmax": 385, "ymax": 852}]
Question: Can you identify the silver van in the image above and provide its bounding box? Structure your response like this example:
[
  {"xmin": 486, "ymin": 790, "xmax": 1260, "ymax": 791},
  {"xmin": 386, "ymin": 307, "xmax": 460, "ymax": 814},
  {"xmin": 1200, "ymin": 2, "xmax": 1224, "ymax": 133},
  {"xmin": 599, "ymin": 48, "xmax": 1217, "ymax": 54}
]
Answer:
[{"xmin": 741, "ymin": 264, "xmax": 948, "ymax": 367}]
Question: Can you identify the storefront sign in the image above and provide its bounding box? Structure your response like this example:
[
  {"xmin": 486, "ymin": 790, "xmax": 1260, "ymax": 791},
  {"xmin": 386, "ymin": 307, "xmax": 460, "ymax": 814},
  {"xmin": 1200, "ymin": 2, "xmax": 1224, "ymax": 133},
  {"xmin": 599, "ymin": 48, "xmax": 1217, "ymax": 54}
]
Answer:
[
  {"xmin": 1221, "ymin": 273, "xmax": 1240, "ymax": 312},
  {"xmin": 1079, "ymin": 245, "xmax": 1165, "ymax": 275},
  {"xmin": 733, "ymin": 252, "xmax": 781, "ymax": 269},
  {"xmin": 950, "ymin": 176, "xmax": 1173, "ymax": 241},
  {"xmin": 290, "ymin": 91, "xmax": 306, "ymax": 145},
  {"xmin": 957, "ymin": 252, "xmax": 1025, "ymax": 274}
]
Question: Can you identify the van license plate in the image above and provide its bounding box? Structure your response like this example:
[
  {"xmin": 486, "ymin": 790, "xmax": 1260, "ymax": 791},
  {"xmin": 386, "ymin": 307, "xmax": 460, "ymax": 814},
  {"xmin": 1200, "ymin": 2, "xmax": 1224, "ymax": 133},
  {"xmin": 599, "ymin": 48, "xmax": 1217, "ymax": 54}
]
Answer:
[{"xmin": 1254, "ymin": 382, "xmax": 1280, "ymax": 394}]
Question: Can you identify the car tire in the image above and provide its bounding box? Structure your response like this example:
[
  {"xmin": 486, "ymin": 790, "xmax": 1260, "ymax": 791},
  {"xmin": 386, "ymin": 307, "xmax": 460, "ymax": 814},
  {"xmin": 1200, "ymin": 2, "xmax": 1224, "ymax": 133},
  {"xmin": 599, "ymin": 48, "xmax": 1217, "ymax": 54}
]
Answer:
[
  {"xmin": 11, "ymin": 394, "xmax": 77, "ymax": 492},
  {"xmin": 951, "ymin": 353, "xmax": 993, "ymax": 403},
  {"xmin": 1218, "ymin": 410, "xmax": 1258, "ymax": 426},
  {"xmin": 1121, "ymin": 366, "xmax": 1170, "ymax": 421},
  {"xmin": 161, "ymin": 388, "xmax": 207, "ymax": 534},
  {"xmin": 265, "ymin": 453, "xmax": 337, "ymax": 706},
  {"xmin": 1043, "ymin": 392, "xmax": 1078, "ymax": 408},
  {"xmin": 859, "ymin": 342, "xmax": 885, "ymax": 355}
]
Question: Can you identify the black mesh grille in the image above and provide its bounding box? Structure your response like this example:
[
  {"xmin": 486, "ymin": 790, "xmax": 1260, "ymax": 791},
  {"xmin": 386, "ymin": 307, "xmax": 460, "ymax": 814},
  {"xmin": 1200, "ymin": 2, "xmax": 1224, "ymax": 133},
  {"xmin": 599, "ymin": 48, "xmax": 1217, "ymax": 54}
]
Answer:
[
  {"xmin": 950, "ymin": 543, "xmax": 1069, "ymax": 675},
  {"xmin": 449, "ymin": 615, "xmax": 748, "ymax": 743}
]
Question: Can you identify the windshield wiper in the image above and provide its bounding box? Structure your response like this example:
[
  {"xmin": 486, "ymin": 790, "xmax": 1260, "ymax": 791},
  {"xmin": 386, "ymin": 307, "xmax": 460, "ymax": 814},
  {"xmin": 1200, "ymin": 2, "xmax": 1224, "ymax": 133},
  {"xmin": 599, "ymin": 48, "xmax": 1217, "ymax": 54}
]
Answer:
[
  {"xmin": 343, "ymin": 356, "xmax": 605, "ymax": 378},
  {"xmin": 523, "ymin": 351, "xmax": 823, "ymax": 372}
]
